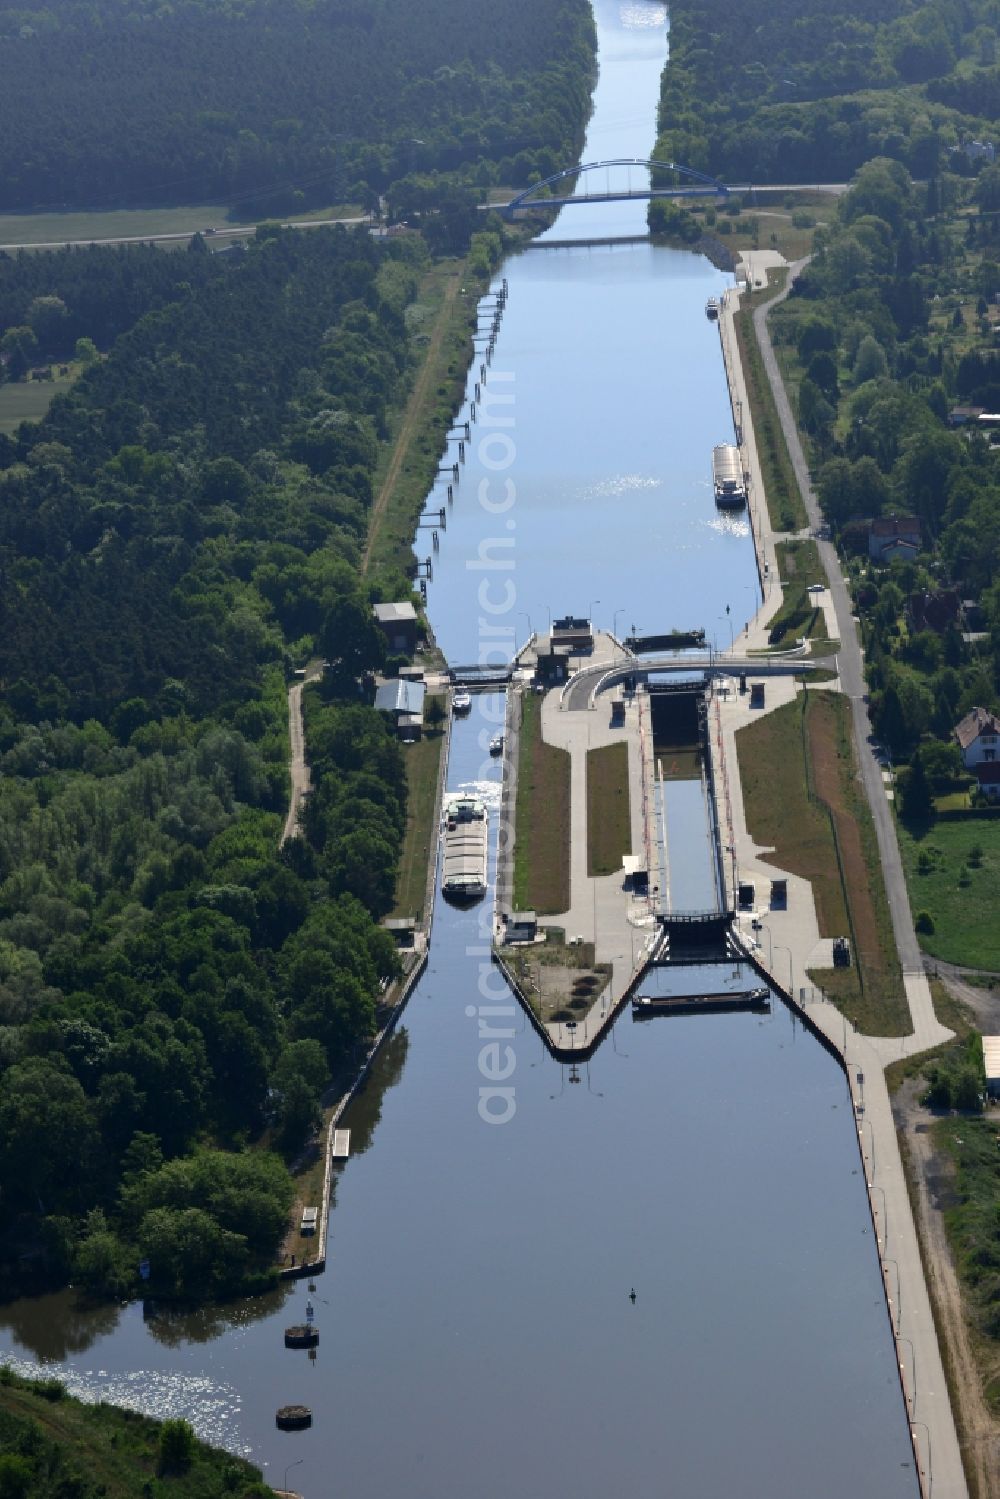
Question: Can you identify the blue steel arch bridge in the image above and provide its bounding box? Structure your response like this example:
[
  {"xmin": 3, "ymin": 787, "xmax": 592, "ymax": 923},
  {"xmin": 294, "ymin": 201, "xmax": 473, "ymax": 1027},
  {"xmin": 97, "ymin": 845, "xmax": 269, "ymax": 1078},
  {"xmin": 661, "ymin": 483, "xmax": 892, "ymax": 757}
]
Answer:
[{"xmin": 502, "ymin": 158, "xmax": 728, "ymax": 217}]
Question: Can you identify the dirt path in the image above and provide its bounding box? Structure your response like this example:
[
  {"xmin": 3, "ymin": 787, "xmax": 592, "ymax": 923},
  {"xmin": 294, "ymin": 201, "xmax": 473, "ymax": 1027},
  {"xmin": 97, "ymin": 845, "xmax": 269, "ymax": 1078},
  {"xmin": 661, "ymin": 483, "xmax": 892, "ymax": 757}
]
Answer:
[
  {"xmin": 894, "ymin": 1079, "xmax": 1000, "ymax": 1499},
  {"xmin": 362, "ymin": 266, "xmax": 462, "ymax": 574}
]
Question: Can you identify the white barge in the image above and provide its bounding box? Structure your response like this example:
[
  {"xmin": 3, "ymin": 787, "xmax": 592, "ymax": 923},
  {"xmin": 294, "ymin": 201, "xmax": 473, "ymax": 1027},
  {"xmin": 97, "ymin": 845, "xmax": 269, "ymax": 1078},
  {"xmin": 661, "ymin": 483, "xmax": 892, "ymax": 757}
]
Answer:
[
  {"xmin": 712, "ymin": 443, "xmax": 746, "ymax": 507},
  {"xmin": 441, "ymin": 796, "xmax": 488, "ymax": 902}
]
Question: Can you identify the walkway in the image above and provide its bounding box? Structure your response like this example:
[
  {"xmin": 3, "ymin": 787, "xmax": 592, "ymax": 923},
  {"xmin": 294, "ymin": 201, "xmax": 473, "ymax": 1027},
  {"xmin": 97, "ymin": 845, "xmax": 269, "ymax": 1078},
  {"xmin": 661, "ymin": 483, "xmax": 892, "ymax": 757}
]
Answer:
[
  {"xmin": 280, "ymin": 677, "xmax": 311, "ymax": 849},
  {"xmin": 705, "ymin": 261, "xmax": 965, "ymax": 1498}
]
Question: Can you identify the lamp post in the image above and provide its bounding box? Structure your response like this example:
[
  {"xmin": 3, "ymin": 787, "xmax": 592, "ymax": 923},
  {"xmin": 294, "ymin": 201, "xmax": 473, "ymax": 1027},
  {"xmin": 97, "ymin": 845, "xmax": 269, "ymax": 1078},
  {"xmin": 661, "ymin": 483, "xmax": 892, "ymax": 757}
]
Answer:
[
  {"xmin": 720, "ymin": 607, "xmax": 734, "ymax": 652},
  {"xmin": 588, "ymin": 598, "xmax": 601, "ymax": 627},
  {"xmin": 898, "ymin": 1334, "xmax": 916, "ymax": 1414},
  {"xmin": 518, "ymin": 610, "xmax": 532, "ymax": 644},
  {"xmin": 869, "ymin": 1180, "xmax": 887, "ymax": 1249},
  {"xmin": 911, "ymin": 1418, "xmax": 931, "ymax": 1495},
  {"xmin": 883, "ymin": 1255, "xmax": 901, "ymax": 1333},
  {"xmin": 759, "ymin": 921, "xmax": 774, "ymax": 968},
  {"xmin": 283, "ymin": 1458, "xmax": 304, "ymax": 1497},
  {"xmin": 613, "ymin": 607, "xmax": 626, "ymax": 642},
  {"xmin": 774, "ymin": 942, "xmax": 793, "ymax": 995}
]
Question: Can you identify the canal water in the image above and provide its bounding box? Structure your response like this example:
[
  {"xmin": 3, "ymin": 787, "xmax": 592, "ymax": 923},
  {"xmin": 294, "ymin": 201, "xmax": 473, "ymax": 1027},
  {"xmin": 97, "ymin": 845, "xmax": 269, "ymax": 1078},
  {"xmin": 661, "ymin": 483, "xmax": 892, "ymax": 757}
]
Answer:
[{"xmin": 0, "ymin": 3, "xmax": 919, "ymax": 1496}]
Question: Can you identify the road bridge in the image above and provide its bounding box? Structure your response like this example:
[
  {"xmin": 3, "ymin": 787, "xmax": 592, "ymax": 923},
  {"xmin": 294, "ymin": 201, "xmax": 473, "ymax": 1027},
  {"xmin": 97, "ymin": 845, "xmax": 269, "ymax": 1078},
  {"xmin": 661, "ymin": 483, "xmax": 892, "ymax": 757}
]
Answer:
[
  {"xmin": 502, "ymin": 159, "xmax": 728, "ymax": 218},
  {"xmin": 561, "ymin": 652, "xmax": 821, "ymax": 712}
]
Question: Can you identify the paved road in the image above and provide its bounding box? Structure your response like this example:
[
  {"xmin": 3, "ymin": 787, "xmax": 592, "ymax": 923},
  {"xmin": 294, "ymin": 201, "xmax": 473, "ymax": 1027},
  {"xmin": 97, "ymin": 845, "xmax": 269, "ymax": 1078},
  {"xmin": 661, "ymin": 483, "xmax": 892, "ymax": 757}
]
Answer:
[{"xmin": 561, "ymin": 650, "xmax": 813, "ymax": 711}]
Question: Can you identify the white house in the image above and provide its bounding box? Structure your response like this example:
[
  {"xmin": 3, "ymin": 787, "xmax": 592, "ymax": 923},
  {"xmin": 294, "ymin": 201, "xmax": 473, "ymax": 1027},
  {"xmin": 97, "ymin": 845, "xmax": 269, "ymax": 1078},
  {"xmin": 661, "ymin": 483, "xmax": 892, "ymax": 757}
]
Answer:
[{"xmin": 954, "ymin": 706, "xmax": 1000, "ymax": 769}]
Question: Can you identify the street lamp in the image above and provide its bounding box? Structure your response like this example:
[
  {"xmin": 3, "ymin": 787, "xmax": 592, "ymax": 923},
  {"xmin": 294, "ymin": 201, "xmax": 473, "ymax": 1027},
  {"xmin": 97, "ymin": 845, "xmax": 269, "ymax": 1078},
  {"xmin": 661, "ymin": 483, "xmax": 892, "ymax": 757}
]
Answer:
[
  {"xmin": 283, "ymin": 1458, "xmax": 304, "ymax": 1496},
  {"xmin": 518, "ymin": 610, "xmax": 532, "ymax": 643},
  {"xmin": 613, "ymin": 607, "xmax": 626, "ymax": 641},
  {"xmin": 883, "ymin": 1256, "xmax": 901, "ymax": 1333},
  {"xmin": 911, "ymin": 1418, "xmax": 931, "ymax": 1494},
  {"xmin": 869, "ymin": 1180, "xmax": 887, "ymax": 1249},
  {"xmin": 774, "ymin": 942, "xmax": 793, "ymax": 995},
  {"xmin": 898, "ymin": 1334, "xmax": 916, "ymax": 1413},
  {"xmin": 588, "ymin": 598, "xmax": 601, "ymax": 626}
]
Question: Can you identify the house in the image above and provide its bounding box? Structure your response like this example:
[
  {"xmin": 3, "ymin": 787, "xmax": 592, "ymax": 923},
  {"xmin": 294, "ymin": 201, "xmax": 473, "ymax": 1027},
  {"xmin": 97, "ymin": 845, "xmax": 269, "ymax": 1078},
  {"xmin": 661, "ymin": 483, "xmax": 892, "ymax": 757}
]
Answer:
[
  {"xmin": 374, "ymin": 679, "xmax": 426, "ymax": 739},
  {"xmin": 954, "ymin": 705, "xmax": 1000, "ymax": 769},
  {"xmin": 975, "ymin": 761, "xmax": 1000, "ymax": 801},
  {"xmin": 982, "ymin": 1035, "xmax": 1000, "ymax": 1098},
  {"xmin": 551, "ymin": 615, "xmax": 594, "ymax": 650},
  {"xmin": 909, "ymin": 588, "xmax": 962, "ymax": 633},
  {"xmin": 373, "ymin": 601, "xmax": 419, "ymax": 654},
  {"xmin": 948, "ymin": 405, "xmax": 985, "ymax": 427},
  {"xmin": 869, "ymin": 515, "xmax": 920, "ymax": 563}
]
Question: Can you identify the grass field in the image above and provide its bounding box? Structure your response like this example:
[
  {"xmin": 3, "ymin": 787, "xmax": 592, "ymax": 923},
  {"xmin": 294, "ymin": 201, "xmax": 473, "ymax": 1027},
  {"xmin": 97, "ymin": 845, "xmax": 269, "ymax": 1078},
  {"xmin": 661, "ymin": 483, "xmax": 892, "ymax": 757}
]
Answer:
[
  {"xmin": 363, "ymin": 258, "xmax": 482, "ymax": 580},
  {"xmin": 391, "ymin": 710, "xmax": 447, "ymax": 921},
  {"xmin": 0, "ymin": 376, "xmax": 74, "ymax": 432},
  {"xmin": 733, "ymin": 291, "xmax": 807, "ymax": 533},
  {"xmin": 586, "ymin": 742, "xmax": 631, "ymax": 876},
  {"xmin": 766, "ymin": 539, "xmax": 828, "ymax": 644},
  {"xmin": 736, "ymin": 690, "xmax": 905, "ymax": 1032},
  {"xmin": 898, "ymin": 816, "xmax": 1000, "ymax": 971},
  {"xmin": 0, "ymin": 202, "xmax": 361, "ymax": 247},
  {"xmin": 512, "ymin": 690, "xmax": 570, "ymax": 914}
]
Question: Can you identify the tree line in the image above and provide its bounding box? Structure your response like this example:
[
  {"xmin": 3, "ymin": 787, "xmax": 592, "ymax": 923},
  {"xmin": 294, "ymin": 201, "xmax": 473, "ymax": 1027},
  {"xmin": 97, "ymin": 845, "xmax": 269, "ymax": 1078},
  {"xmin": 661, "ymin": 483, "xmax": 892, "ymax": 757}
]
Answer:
[
  {"xmin": 0, "ymin": 222, "xmax": 448, "ymax": 1302},
  {"xmin": 0, "ymin": 0, "xmax": 595, "ymax": 214}
]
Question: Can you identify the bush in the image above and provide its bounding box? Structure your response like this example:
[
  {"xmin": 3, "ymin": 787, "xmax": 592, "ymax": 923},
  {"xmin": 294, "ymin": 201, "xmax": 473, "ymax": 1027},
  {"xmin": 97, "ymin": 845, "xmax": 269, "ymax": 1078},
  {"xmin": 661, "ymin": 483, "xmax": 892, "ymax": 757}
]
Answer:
[
  {"xmin": 158, "ymin": 1419, "xmax": 195, "ymax": 1475},
  {"xmin": 915, "ymin": 909, "xmax": 935, "ymax": 933}
]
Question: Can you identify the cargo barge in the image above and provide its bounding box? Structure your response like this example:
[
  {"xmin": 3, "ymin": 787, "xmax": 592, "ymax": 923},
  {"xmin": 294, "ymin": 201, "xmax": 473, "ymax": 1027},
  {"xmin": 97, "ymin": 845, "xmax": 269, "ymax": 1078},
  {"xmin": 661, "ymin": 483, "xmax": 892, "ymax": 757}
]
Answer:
[
  {"xmin": 632, "ymin": 987, "xmax": 770, "ymax": 1018},
  {"xmin": 441, "ymin": 796, "xmax": 488, "ymax": 903},
  {"xmin": 712, "ymin": 443, "xmax": 747, "ymax": 508}
]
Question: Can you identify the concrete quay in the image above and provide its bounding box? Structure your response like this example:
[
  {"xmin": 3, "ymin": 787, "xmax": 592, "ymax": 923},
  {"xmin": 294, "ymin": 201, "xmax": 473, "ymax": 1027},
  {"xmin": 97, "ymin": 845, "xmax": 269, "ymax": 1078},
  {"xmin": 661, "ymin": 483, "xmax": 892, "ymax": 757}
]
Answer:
[
  {"xmin": 496, "ymin": 630, "xmax": 661, "ymax": 1056},
  {"xmin": 706, "ymin": 253, "xmax": 967, "ymax": 1498}
]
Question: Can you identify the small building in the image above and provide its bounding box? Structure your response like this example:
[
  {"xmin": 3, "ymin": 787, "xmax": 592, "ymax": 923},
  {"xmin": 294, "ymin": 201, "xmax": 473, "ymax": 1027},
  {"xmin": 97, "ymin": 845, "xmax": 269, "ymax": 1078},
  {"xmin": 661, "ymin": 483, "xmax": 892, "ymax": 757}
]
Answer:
[
  {"xmin": 954, "ymin": 706, "xmax": 1000, "ymax": 769},
  {"xmin": 300, "ymin": 1206, "xmax": 319, "ymax": 1236},
  {"xmin": 504, "ymin": 911, "xmax": 538, "ymax": 944},
  {"xmin": 869, "ymin": 515, "xmax": 921, "ymax": 563},
  {"xmin": 551, "ymin": 615, "xmax": 594, "ymax": 650},
  {"xmin": 949, "ymin": 405, "xmax": 985, "ymax": 427},
  {"xmin": 749, "ymin": 682, "xmax": 765, "ymax": 708},
  {"xmin": 770, "ymin": 878, "xmax": 787, "ymax": 908},
  {"xmin": 374, "ymin": 679, "xmax": 426, "ymax": 739},
  {"xmin": 535, "ymin": 642, "xmax": 573, "ymax": 683},
  {"xmin": 975, "ymin": 761, "xmax": 1000, "ymax": 801},
  {"xmin": 982, "ymin": 1035, "xmax": 1000, "ymax": 1098},
  {"xmin": 909, "ymin": 588, "xmax": 962, "ymax": 634},
  {"xmin": 383, "ymin": 917, "xmax": 417, "ymax": 948},
  {"xmin": 373, "ymin": 601, "xmax": 419, "ymax": 654}
]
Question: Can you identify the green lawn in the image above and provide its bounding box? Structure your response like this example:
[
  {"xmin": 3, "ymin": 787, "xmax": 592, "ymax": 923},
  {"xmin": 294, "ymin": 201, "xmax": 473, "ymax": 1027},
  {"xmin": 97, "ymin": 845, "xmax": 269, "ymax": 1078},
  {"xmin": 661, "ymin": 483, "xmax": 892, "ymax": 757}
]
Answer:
[
  {"xmin": 767, "ymin": 539, "xmax": 828, "ymax": 644},
  {"xmin": 586, "ymin": 742, "xmax": 631, "ymax": 876},
  {"xmin": 390, "ymin": 711, "xmax": 447, "ymax": 921},
  {"xmin": 512, "ymin": 690, "xmax": 570, "ymax": 914},
  {"xmin": 733, "ymin": 292, "xmax": 807, "ymax": 533},
  {"xmin": 898, "ymin": 816, "xmax": 1000, "ymax": 971},
  {"xmin": 0, "ymin": 202, "xmax": 361, "ymax": 247},
  {"xmin": 0, "ymin": 376, "xmax": 75, "ymax": 432}
]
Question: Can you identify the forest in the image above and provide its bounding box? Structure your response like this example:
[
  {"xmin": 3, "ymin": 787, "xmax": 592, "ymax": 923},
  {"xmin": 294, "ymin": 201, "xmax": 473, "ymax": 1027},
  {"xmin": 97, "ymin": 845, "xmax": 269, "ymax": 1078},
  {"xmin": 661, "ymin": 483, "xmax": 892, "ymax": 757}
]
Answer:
[
  {"xmin": 654, "ymin": 0, "xmax": 1000, "ymax": 184},
  {"xmin": 0, "ymin": 0, "xmax": 595, "ymax": 213},
  {"xmin": 0, "ymin": 221, "xmax": 474, "ymax": 1303}
]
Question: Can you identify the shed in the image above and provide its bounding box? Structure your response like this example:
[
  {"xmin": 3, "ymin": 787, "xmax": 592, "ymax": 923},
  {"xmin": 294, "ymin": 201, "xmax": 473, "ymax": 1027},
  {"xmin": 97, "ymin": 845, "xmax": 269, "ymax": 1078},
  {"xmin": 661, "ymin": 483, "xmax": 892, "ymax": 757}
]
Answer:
[
  {"xmin": 373, "ymin": 601, "xmax": 419, "ymax": 653},
  {"xmin": 983, "ymin": 1036, "xmax": 1000, "ymax": 1098},
  {"xmin": 749, "ymin": 682, "xmax": 765, "ymax": 709},
  {"xmin": 374, "ymin": 679, "xmax": 426, "ymax": 718},
  {"xmin": 505, "ymin": 911, "xmax": 537, "ymax": 943},
  {"xmin": 770, "ymin": 878, "xmax": 787, "ymax": 908},
  {"xmin": 398, "ymin": 713, "xmax": 423, "ymax": 743},
  {"xmin": 383, "ymin": 917, "xmax": 417, "ymax": 948}
]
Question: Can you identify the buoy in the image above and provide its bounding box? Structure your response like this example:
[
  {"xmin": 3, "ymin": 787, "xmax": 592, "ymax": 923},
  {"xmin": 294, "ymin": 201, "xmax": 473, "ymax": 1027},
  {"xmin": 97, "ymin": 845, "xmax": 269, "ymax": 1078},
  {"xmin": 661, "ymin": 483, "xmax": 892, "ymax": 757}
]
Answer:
[
  {"xmin": 276, "ymin": 1404, "xmax": 312, "ymax": 1430},
  {"xmin": 284, "ymin": 1324, "xmax": 319, "ymax": 1348}
]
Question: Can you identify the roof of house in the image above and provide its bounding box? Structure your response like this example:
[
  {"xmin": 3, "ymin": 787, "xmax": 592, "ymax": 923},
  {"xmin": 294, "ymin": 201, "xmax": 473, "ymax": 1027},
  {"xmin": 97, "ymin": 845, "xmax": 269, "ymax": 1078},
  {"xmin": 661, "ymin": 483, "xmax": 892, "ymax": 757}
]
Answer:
[
  {"xmin": 975, "ymin": 760, "xmax": 1000, "ymax": 784},
  {"xmin": 871, "ymin": 514, "xmax": 921, "ymax": 540},
  {"xmin": 955, "ymin": 706, "xmax": 1000, "ymax": 749},
  {"xmin": 374, "ymin": 680, "xmax": 426, "ymax": 716},
  {"xmin": 982, "ymin": 1035, "xmax": 1000, "ymax": 1082},
  {"xmin": 910, "ymin": 588, "xmax": 962, "ymax": 633},
  {"xmin": 373, "ymin": 601, "xmax": 418, "ymax": 625}
]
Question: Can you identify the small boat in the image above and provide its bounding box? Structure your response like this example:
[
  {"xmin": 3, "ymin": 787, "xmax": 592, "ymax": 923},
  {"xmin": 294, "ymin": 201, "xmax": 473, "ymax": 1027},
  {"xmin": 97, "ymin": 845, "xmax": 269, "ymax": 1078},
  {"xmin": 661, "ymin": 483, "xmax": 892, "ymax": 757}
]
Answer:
[
  {"xmin": 705, "ymin": 297, "xmax": 720, "ymax": 320},
  {"xmin": 441, "ymin": 796, "xmax": 488, "ymax": 902},
  {"xmin": 452, "ymin": 689, "xmax": 472, "ymax": 714},
  {"xmin": 489, "ymin": 733, "xmax": 504, "ymax": 756},
  {"xmin": 632, "ymin": 987, "xmax": 770, "ymax": 1018}
]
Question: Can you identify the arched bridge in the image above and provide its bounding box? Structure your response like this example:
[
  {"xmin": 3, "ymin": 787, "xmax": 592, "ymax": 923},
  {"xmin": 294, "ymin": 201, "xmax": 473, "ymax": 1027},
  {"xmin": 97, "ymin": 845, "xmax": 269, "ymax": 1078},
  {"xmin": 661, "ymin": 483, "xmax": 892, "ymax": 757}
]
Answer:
[{"xmin": 502, "ymin": 159, "xmax": 728, "ymax": 217}]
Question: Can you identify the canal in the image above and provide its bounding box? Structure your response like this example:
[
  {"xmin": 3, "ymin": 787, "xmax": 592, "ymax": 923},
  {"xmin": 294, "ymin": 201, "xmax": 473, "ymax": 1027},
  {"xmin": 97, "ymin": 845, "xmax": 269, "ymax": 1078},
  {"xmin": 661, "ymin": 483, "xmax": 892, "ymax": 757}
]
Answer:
[{"xmin": 0, "ymin": 3, "xmax": 919, "ymax": 1495}]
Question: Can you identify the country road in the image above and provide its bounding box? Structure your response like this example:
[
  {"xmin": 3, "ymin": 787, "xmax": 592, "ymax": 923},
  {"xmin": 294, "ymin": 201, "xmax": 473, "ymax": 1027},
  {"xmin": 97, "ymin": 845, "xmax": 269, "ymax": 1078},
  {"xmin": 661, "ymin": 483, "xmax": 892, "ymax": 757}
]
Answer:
[{"xmin": 280, "ymin": 673, "xmax": 317, "ymax": 849}]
